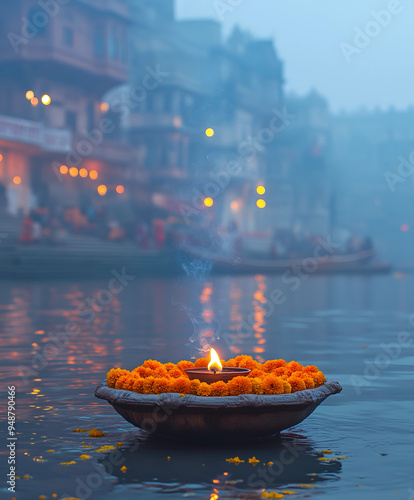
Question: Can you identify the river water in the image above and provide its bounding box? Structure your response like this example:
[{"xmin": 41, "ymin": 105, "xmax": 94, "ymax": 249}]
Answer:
[{"xmin": 0, "ymin": 272, "xmax": 413, "ymax": 500}]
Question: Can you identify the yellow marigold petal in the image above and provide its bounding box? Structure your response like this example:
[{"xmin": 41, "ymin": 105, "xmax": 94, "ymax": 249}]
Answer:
[
  {"xmin": 120, "ymin": 466, "xmax": 127, "ymax": 473},
  {"xmin": 80, "ymin": 454, "xmax": 92, "ymax": 460},
  {"xmin": 318, "ymin": 457, "xmax": 329, "ymax": 461},
  {"xmin": 88, "ymin": 428, "xmax": 104, "ymax": 438},
  {"xmin": 322, "ymin": 450, "xmax": 333, "ymax": 454}
]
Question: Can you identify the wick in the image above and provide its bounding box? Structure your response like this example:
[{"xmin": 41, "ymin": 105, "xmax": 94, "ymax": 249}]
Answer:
[{"xmin": 213, "ymin": 369, "xmax": 217, "ymax": 374}]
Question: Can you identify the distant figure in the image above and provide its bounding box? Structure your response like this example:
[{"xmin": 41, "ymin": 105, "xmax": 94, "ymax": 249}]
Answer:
[
  {"xmin": 19, "ymin": 216, "xmax": 34, "ymax": 244},
  {"xmin": 137, "ymin": 222, "xmax": 150, "ymax": 250},
  {"xmin": 153, "ymin": 219, "xmax": 166, "ymax": 250}
]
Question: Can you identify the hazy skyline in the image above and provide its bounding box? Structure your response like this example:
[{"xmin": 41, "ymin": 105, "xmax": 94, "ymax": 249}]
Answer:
[{"xmin": 176, "ymin": 0, "xmax": 414, "ymax": 113}]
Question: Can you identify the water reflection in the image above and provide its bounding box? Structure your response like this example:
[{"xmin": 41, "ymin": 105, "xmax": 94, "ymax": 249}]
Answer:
[{"xmin": 100, "ymin": 432, "xmax": 342, "ymax": 498}]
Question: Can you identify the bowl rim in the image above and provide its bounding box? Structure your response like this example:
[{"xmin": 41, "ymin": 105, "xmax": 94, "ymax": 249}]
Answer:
[{"xmin": 95, "ymin": 378, "xmax": 342, "ymax": 409}]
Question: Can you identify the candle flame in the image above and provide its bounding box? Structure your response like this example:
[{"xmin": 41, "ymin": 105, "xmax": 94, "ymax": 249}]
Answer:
[{"xmin": 208, "ymin": 348, "xmax": 223, "ymax": 373}]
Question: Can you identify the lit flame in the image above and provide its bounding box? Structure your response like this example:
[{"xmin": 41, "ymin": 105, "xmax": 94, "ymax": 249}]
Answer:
[{"xmin": 208, "ymin": 348, "xmax": 223, "ymax": 373}]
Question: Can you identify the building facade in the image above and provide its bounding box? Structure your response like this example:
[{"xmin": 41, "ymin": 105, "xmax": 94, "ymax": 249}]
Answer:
[{"xmin": 0, "ymin": 0, "xmax": 130, "ymax": 215}]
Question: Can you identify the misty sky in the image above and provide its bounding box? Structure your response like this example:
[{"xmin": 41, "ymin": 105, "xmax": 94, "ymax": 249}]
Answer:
[{"xmin": 176, "ymin": 0, "xmax": 414, "ymax": 113}]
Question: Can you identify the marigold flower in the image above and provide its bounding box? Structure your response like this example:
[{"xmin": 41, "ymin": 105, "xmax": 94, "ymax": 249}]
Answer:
[
  {"xmin": 115, "ymin": 375, "xmax": 129, "ymax": 390},
  {"xmin": 153, "ymin": 377, "xmax": 171, "ymax": 394},
  {"xmin": 263, "ymin": 359, "xmax": 287, "ymax": 372},
  {"xmin": 210, "ymin": 381, "xmax": 229, "ymax": 397},
  {"xmin": 251, "ymin": 377, "xmax": 264, "ymax": 395},
  {"xmin": 248, "ymin": 368, "xmax": 266, "ymax": 378},
  {"xmin": 171, "ymin": 377, "xmax": 191, "ymax": 394},
  {"xmin": 123, "ymin": 376, "xmax": 137, "ymax": 391},
  {"xmin": 164, "ymin": 362, "xmax": 176, "ymax": 372},
  {"xmin": 227, "ymin": 376, "xmax": 252, "ymax": 396},
  {"xmin": 283, "ymin": 381, "xmax": 292, "ymax": 394},
  {"xmin": 176, "ymin": 360, "xmax": 195, "ymax": 372},
  {"xmin": 132, "ymin": 378, "xmax": 145, "ymax": 393},
  {"xmin": 273, "ymin": 366, "xmax": 288, "ymax": 378},
  {"xmin": 107, "ymin": 368, "xmax": 129, "ymax": 388},
  {"xmin": 197, "ymin": 382, "xmax": 212, "ymax": 397},
  {"xmin": 224, "ymin": 358, "xmax": 237, "ymax": 367},
  {"xmin": 150, "ymin": 366, "xmax": 168, "ymax": 378},
  {"xmin": 190, "ymin": 379, "xmax": 201, "ymax": 395},
  {"xmin": 237, "ymin": 355, "xmax": 258, "ymax": 370},
  {"xmin": 303, "ymin": 365, "xmax": 319, "ymax": 373},
  {"xmin": 287, "ymin": 360, "xmax": 304, "ymax": 371},
  {"xmin": 135, "ymin": 366, "xmax": 153, "ymax": 378},
  {"xmin": 169, "ymin": 367, "xmax": 184, "ymax": 379},
  {"xmin": 194, "ymin": 357, "xmax": 209, "ymax": 368},
  {"xmin": 263, "ymin": 375, "xmax": 284, "ymax": 395},
  {"xmin": 312, "ymin": 371, "xmax": 326, "ymax": 387},
  {"xmin": 143, "ymin": 359, "xmax": 163, "ymax": 370},
  {"xmin": 288, "ymin": 376, "xmax": 306, "ymax": 392},
  {"xmin": 302, "ymin": 377, "xmax": 315, "ymax": 390},
  {"xmin": 142, "ymin": 376, "xmax": 156, "ymax": 394}
]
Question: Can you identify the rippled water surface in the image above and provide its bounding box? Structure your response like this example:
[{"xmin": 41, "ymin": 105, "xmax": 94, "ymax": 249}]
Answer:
[{"xmin": 1, "ymin": 273, "xmax": 413, "ymax": 500}]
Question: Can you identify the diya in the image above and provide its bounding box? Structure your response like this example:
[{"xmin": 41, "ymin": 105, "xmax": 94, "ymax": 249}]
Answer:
[
  {"xmin": 184, "ymin": 348, "xmax": 251, "ymax": 383},
  {"xmin": 95, "ymin": 350, "xmax": 342, "ymax": 441}
]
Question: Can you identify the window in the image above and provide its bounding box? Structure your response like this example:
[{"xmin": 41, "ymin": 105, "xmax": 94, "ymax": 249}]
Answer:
[
  {"xmin": 94, "ymin": 27, "xmax": 105, "ymax": 57},
  {"xmin": 108, "ymin": 25, "xmax": 118, "ymax": 60},
  {"xmin": 28, "ymin": 7, "xmax": 49, "ymax": 37},
  {"xmin": 120, "ymin": 34, "xmax": 128, "ymax": 63},
  {"xmin": 66, "ymin": 110, "xmax": 77, "ymax": 132},
  {"xmin": 63, "ymin": 27, "xmax": 73, "ymax": 47}
]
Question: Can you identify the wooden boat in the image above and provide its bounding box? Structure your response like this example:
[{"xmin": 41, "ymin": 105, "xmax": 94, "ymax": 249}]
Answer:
[{"xmin": 181, "ymin": 246, "xmax": 391, "ymax": 275}]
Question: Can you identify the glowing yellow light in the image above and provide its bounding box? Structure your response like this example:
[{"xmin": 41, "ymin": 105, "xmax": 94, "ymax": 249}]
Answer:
[
  {"xmin": 13, "ymin": 176, "xmax": 22, "ymax": 185},
  {"xmin": 60, "ymin": 165, "xmax": 68, "ymax": 175},
  {"xmin": 69, "ymin": 167, "xmax": 78, "ymax": 177},
  {"xmin": 89, "ymin": 170, "xmax": 98, "ymax": 180},
  {"xmin": 116, "ymin": 185, "xmax": 125, "ymax": 194},
  {"xmin": 100, "ymin": 102, "xmax": 109, "ymax": 113},
  {"xmin": 97, "ymin": 185, "xmax": 107, "ymax": 196},
  {"xmin": 204, "ymin": 197, "xmax": 214, "ymax": 207},
  {"xmin": 79, "ymin": 168, "xmax": 88, "ymax": 178},
  {"xmin": 31, "ymin": 97, "xmax": 39, "ymax": 106},
  {"xmin": 26, "ymin": 90, "xmax": 34, "ymax": 100},
  {"xmin": 257, "ymin": 185, "xmax": 266, "ymax": 195},
  {"xmin": 41, "ymin": 94, "xmax": 51, "ymax": 106},
  {"xmin": 0, "ymin": 154, "xmax": 3, "ymax": 162},
  {"xmin": 208, "ymin": 348, "xmax": 223, "ymax": 373},
  {"xmin": 256, "ymin": 199, "xmax": 266, "ymax": 209},
  {"xmin": 205, "ymin": 128, "xmax": 215, "ymax": 137}
]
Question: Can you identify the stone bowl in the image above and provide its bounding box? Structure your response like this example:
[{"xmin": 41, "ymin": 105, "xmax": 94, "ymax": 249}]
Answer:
[{"xmin": 95, "ymin": 378, "xmax": 342, "ymax": 441}]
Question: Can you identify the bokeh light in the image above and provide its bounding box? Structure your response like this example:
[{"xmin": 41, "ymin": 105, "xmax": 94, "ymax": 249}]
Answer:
[
  {"xmin": 13, "ymin": 176, "xmax": 21, "ymax": 185},
  {"xmin": 41, "ymin": 94, "xmax": 51, "ymax": 105},
  {"xmin": 97, "ymin": 185, "xmax": 107, "ymax": 196},
  {"xmin": 89, "ymin": 170, "xmax": 98, "ymax": 180},
  {"xmin": 79, "ymin": 168, "xmax": 88, "ymax": 178},
  {"xmin": 257, "ymin": 186, "xmax": 266, "ymax": 195},
  {"xmin": 116, "ymin": 185, "xmax": 125, "ymax": 194},
  {"xmin": 205, "ymin": 128, "xmax": 215, "ymax": 137},
  {"xmin": 204, "ymin": 197, "xmax": 214, "ymax": 207},
  {"xmin": 100, "ymin": 102, "xmax": 109, "ymax": 113},
  {"xmin": 69, "ymin": 167, "xmax": 78, "ymax": 177},
  {"xmin": 60, "ymin": 165, "xmax": 68, "ymax": 175},
  {"xmin": 256, "ymin": 199, "xmax": 266, "ymax": 209},
  {"xmin": 26, "ymin": 90, "xmax": 34, "ymax": 100},
  {"xmin": 31, "ymin": 97, "xmax": 39, "ymax": 106}
]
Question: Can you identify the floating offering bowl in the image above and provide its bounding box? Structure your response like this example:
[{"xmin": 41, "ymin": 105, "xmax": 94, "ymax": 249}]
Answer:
[{"xmin": 95, "ymin": 378, "xmax": 342, "ymax": 441}]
